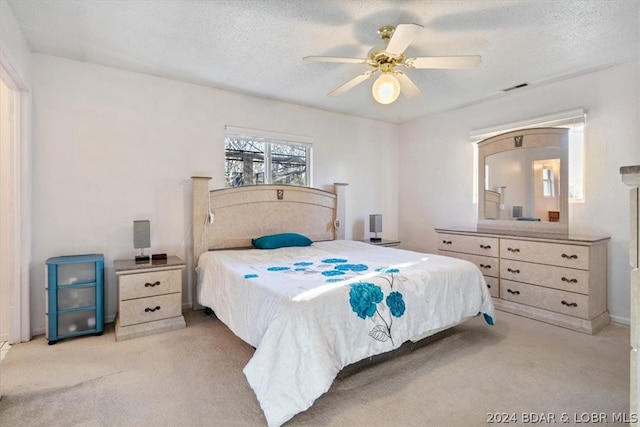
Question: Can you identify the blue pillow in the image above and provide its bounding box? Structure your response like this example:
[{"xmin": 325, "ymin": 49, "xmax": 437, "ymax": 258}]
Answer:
[{"xmin": 252, "ymin": 233, "xmax": 313, "ymax": 249}]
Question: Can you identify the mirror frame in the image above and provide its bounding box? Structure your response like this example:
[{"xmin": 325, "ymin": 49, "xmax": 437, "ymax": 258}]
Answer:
[{"xmin": 477, "ymin": 127, "xmax": 569, "ymax": 234}]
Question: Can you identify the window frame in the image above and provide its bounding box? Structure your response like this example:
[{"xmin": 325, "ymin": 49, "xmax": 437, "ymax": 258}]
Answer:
[
  {"xmin": 224, "ymin": 126, "xmax": 313, "ymax": 188},
  {"xmin": 542, "ymin": 166, "xmax": 555, "ymax": 197}
]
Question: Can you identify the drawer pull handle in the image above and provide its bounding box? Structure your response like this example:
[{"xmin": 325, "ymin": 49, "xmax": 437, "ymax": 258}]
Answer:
[
  {"xmin": 507, "ymin": 268, "xmax": 520, "ymax": 274},
  {"xmin": 486, "ymin": 284, "xmax": 491, "ymax": 289},
  {"xmin": 145, "ymin": 306, "xmax": 161, "ymax": 313},
  {"xmin": 561, "ymin": 277, "xmax": 578, "ymax": 283},
  {"xmin": 561, "ymin": 300, "xmax": 578, "ymax": 308},
  {"xmin": 145, "ymin": 281, "xmax": 161, "ymax": 288},
  {"xmin": 480, "ymin": 244, "xmax": 491, "ymax": 249},
  {"xmin": 507, "ymin": 247, "xmax": 520, "ymax": 253},
  {"xmin": 442, "ymin": 240, "xmax": 452, "ymax": 245},
  {"xmin": 479, "ymin": 264, "xmax": 491, "ymax": 269},
  {"xmin": 561, "ymin": 253, "xmax": 578, "ymax": 260},
  {"xmin": 507, "ymin": 289, "xmax": 520, "ymax": 295}
]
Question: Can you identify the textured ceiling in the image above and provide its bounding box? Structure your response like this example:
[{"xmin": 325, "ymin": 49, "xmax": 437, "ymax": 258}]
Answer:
[{"xmin": 7, "ymin": 0, "xmax": 640, "ymax": 124}]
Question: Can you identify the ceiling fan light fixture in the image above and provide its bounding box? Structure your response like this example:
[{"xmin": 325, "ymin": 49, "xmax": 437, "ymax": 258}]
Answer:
[
  {"xmin": 372, "ymin": 73, "xmax": 401, "ymax": 104},
  {"xmin": 305, "ymin": 23, "xmax": 480, "ymax": 104}
]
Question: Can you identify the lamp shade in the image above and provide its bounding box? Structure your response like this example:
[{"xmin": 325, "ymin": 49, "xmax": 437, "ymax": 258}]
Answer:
[
  {"xmin": 133, "ymin": 220, "xmax": 150, "ymax": 249},
  {"xmin": 372, "ymin": 74, "xmax": 400, "ymax": 104},
  {"xmin": 369, "ymin": 214, "xmax": 383, "ymax": 233}
]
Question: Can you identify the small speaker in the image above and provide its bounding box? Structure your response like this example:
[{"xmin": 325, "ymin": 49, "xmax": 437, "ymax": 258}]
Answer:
[
  {"xmin": 512, "ymin": 206, "xmax": 523, "ymax": 218},
  {"xmin": 133, "ymin": 220, "xmax": 150, "ymax": 250}
]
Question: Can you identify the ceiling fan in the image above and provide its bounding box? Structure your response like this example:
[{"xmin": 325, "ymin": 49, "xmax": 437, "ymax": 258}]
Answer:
[{"xmin": 303, "ymin": 23, "xmax": 481, "ymax": 105}]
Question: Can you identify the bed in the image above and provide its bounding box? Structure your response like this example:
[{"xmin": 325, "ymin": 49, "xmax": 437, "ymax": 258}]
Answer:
[{"xmin": 191, "ymin": 177, "xmax": 495, "ymax": 426}]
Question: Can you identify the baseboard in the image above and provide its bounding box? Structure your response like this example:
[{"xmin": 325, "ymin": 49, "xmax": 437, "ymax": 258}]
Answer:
[
  {"xmin": 493, "ymin": 299, "xmax": 610, "ymax": 335},
  {"xmin": 610, "ymin": 314, "xmax": 631, "ymax": 325},
  {"xmin": 33, "ymin": 309, "xmax": 184, "ymax": 336}
]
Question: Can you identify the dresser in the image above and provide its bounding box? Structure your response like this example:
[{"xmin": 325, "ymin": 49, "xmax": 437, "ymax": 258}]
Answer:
[
  {"xmin": 436, "ymin": 227, "xmax": 610, "ymax": 334},
  {"xmin": 621, "ymin": 165, "xmax": 640, "ymax": 424},
  {"xmin": 114, "ymin": 257, "xmax": 186, "ymax": 342}
]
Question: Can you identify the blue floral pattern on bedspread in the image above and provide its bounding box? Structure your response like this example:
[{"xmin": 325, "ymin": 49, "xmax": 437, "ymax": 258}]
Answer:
[
  {"xmin": 258, "ymin": 255, "xmax": 408, "ymax": 345},
  {"xmin": 348, "ymin": 274, "xmax": 406, "ymax": 345}
]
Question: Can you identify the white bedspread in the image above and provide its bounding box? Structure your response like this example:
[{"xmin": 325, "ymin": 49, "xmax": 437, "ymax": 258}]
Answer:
[{"xmin": 197, "ymin": 240, "xmax": 495, "ymax": 426}]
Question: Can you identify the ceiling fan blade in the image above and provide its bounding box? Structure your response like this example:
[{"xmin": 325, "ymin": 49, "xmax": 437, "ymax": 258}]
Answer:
[
  {"xmin": 385, "ymin": 23, "xmax": 424, "ymax": 56},
  {"xmin": 394, "ymin": 71, "xmax": 422, "ymax": 98},
  {"xmin": 303, "ymin": 56, "xmax": 367, "ymax": 64},
  {"xmin": 328, "ymin": 70, "xmax": 376, "ymax": 97},
  {"xmin": 405, "ymin": 55, "xmax": 482, "ymax": 69}
]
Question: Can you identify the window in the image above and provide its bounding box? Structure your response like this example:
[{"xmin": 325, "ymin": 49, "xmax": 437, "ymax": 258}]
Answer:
[
  {"xmin": 224, "ymin": 126, "xmax": 312, "ymax": 187},
  {"xmin": 542, "ymin": 167, "xmax": 554, "ymax": 197}
]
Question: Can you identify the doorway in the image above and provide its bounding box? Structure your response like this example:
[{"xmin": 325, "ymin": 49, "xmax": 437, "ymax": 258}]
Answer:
[{"xmin": 0, "ymin": 59, "xmax": 30, "ymax": 347}]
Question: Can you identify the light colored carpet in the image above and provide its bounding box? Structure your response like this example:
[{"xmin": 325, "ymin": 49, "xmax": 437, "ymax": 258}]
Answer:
[{"xmin": 0, "ymin": 310, "xmax": 630, "ymax": 426}]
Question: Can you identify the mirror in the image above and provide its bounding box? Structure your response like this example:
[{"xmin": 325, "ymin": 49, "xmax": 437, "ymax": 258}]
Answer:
[
  {"xmin": 484, "ymin": 147, "xmax": 561, "ymax": 220},
  {"xmin": 478, "ymin": 128, "xmax": 569, "ymax": 233}
]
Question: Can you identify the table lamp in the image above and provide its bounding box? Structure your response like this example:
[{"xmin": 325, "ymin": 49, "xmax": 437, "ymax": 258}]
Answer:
[{"xmin": 369, "ymin": 214, "xmax": 382, "ymax": 242}]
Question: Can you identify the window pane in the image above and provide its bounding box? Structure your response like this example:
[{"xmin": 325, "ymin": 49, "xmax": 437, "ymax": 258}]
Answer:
[
  {"xmin": 270, "ymin": 143, "xmax": 307, "ymax": 186},
  {"xmin": 224, "ymin": 131, "xmax": 311, "ymax": 187},
  {"xmin": 225, "ymin": 138, "xmax": 265, "ymax": 187},
  {"xmin": 543, "ymin": 168, "xmax": 553, "ymax": 197}
]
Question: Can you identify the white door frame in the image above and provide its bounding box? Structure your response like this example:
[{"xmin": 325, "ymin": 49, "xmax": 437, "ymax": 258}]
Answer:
[{"xmin": 0, "ymin": 51, "xmax": 31, "ymax": 343}]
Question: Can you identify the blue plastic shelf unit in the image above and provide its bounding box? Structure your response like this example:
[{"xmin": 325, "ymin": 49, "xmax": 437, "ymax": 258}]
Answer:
[{"xmin": 45, "ymin": 254, "xmax": 105, "ymax": 344}]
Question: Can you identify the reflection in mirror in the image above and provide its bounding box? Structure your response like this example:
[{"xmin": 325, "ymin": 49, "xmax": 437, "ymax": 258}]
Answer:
[
  {"xmin": 477, "ymin": 127, "xmax": 568, "ymax": 234},
  {"xmin": 484, "ymin": 147, "xmax": 560, "ymax": 221}
]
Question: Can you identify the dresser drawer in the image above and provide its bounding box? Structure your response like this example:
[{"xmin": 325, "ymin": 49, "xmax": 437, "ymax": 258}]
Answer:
[
  {"xmin": 485, "ymin": 276, "xmax": 499, "ymax": 298},
  {"xmin": 500, "ymin": 239, "xmax": 590, "ymax": 270},
  {"xmin": 440, "ymin": 250, "xmax": 498, "ymax": 278},
  {"xmin": 500, "ymin": 279, "xmax": 589, "ymax": 319},
  {"xmin": 119, "ymin": 293, "xmax": 182, "ymax": 327},
  {"xmin": 437, "ymin": 233, "xmax": 499, "ymax": 257},
  {"xmin": 119, "ymin": 269, "xmax": 182, "ymax": 300},
  {"xmin": 500, "ymin": 259, "xmax": 590, "ymax": 294}
]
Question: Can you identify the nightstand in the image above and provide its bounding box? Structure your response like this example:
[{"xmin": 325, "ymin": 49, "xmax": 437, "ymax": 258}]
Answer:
[
  {"xmin": 114, "ymin": 256, "xmax": 185, "ymax": 342},
  {"xmin": 361, "ymin": 239, "xmax": 401, "ymax": 247}
]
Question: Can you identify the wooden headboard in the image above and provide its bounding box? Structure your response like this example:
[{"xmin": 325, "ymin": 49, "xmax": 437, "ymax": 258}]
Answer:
[
  {"xmin": 484, "ymin": 189, "xmax": 501, "ymax": 220},
  {"xmin": 191, "ymin": 177, "xmax": 348, "ymax": 307}
]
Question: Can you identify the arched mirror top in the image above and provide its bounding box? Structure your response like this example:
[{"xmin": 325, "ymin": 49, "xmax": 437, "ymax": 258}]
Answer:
[{"xmin": 477, "ymin": 127, "xmax": 569, "ymax": 234}]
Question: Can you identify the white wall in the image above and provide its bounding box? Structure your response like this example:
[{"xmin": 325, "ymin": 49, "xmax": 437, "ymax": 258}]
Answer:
[
  {"xmin": 29, "ymin": 54, "xmax": 399, "ymax": 334},
  {"xmin": 1, "ymin": 0, "xmax": 30, "ymax": 82},
  {"xmin": 399, "ymin": 60, "xmax": 640, "ymax": 323}
]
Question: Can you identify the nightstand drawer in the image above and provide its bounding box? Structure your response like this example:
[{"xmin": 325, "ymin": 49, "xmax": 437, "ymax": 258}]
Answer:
[
  {"xmin": 119, "ymin": 269, "xmax": 182, "ymax": 300},
  {"xmin": 119, "ymin": 293, "xmax": 182, "ymax": 326}
]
